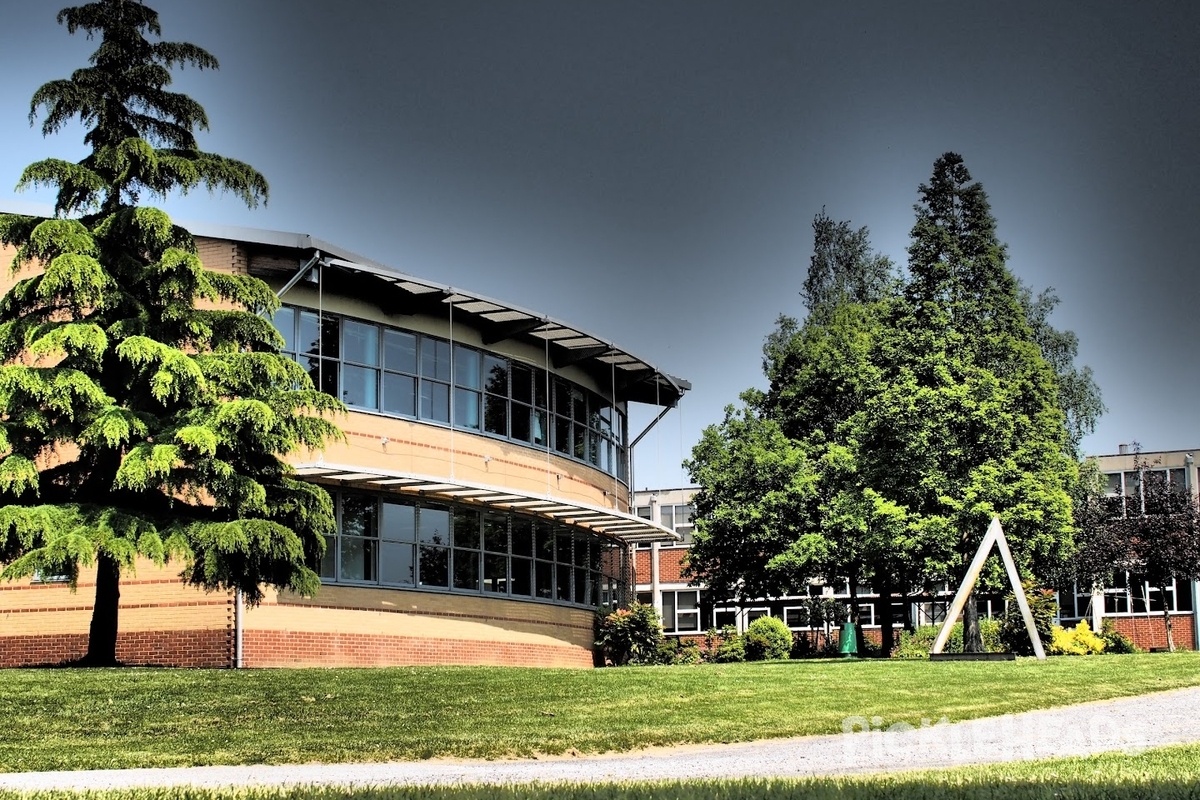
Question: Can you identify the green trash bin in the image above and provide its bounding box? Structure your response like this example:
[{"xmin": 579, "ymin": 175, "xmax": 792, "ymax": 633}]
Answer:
[{"xmin": 839, "ymin": 622, "xmax": 858, "ymax": 658}]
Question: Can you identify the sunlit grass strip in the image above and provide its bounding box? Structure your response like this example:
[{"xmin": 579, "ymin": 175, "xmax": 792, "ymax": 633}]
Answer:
[
  {"xmin": 5, "ymin": 744, "xmax": 1200, "ymax": 799},
  {"xmin": 2, "ymin": 652, "xmax": 1199, "ymax": 773}
]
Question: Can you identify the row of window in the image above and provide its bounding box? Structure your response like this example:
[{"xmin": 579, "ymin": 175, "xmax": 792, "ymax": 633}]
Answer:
[
  {"xmin": 1102, "ymin": 469, "xmax": 1188, "ymax": 516},
  {"xmin": 322, "ymin": 491, "xmax": 626, "ymax": 608},
  {"xmin": 1059, "ymin": 574, "xmax": 1196, "ymax": 617},
  {"xmin": 272, "ymin": 306, "xmax": 629, "ymax": 479},
  {"xmin": 633, "ymin": 503, "xmax": 695, "ymax": 548}
]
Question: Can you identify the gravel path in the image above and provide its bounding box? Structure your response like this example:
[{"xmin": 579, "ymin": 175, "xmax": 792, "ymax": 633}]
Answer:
[{"xmin": 4, "ymin": 687, "xmax": 1200, "ymax": 791}]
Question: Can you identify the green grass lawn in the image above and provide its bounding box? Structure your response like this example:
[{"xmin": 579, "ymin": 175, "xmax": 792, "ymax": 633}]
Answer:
[
  {"xmin": 2, "ymin": 653, "xmax": 1199, "ymax": 773},
  {"xmin": 4, "ymin": 744, "xmax": 1200, "ymax": 799}
]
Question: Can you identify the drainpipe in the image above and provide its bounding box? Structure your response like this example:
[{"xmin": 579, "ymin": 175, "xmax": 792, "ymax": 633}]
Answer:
[
  {"xmin": 234, "ymin": 588, "xmax": 244, "ymax": 668},
  {"xmin": 1186, "ymin": 455, "xmax": 1199, "ymax": 650}
]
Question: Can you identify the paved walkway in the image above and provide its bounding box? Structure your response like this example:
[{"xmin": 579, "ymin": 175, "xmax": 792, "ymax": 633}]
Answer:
[{"xmin": 4, "ymin": 687, "xmax": 1200, "ymax": 791}]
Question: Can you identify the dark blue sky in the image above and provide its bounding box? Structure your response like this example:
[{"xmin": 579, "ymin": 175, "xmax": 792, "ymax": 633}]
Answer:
[{"xmin": 2, "ymin": 1, "xmax": 1198, "ymax": 488}]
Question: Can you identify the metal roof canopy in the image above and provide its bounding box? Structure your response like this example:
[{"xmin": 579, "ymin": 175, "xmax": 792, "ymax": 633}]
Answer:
[
  {"xmin": 291, "ymin": 463, "xmax": 680, "ymax": 545},
  {"xmin": 187, "ymin": 221, "xmax": 689, "ymax": 408}
]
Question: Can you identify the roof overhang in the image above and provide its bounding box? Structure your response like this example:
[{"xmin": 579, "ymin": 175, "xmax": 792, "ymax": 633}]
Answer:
[
  {"xmin": 291, "ymin": 463, "xmax": 680, "ymax": 545},
  {"xmin": 185, "ymin": 220, "xmax": 689, "ymax": 408}
]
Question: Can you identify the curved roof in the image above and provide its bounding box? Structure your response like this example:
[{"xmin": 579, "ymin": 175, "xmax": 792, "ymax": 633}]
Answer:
[{"xmin": 189, "ymin": 221, "xmax": 689, "ymax": 408}]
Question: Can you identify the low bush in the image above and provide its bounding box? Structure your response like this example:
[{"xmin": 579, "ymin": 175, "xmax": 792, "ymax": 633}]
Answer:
[
  {"xmin": 894, "ymin": 619, "xmax": 1003, "ymax": 658},
  {"xmin": 999, "ymin": 583, "xmax": 1056, "ymax": 655},
  {"xmin": 744, "ymin": 616, "xmax": 793, "ymax": 661},
  {"xmin": 595, "ymin": 602, "xmax": 664, "ymax": 665},
  {"xmin": 711, "ymin": 624, "xmax": 746, "ymax": 663},
  {"xmin": 1101, "ymin": 620, "xmax": 1142, "ymax": 654},
  {"xmin": 1050, "ymin": 620, "xmax": 1106, "ymax": 655}
]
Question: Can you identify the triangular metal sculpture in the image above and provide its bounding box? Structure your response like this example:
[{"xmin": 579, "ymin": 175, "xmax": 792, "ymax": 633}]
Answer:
[{"xmin": 931, "ymin": 516, "xmax": 1047, "ymax": 660}]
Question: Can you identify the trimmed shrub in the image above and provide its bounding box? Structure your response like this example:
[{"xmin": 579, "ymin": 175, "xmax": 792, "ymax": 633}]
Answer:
[
  {"xmin": 893, "ymin": 619, "xmax": 1003, "ymax": 658},
  {"xmin": 713, "ymin": 624, "xmax": 746, "ymax": 663},
  {"xmin": 595, "ymin": 602, "xmax": 664, "ymax": 665},
  {"xmin": 1000, "ymin": 583, "xmax": 1057, "ymax": 655},
  {"xmin": 1101, "ymin": 620, "xmax": 1141, "ymax": 654},
  {"xmin": 1049, "ymin": 620, "xmax": 1106, "ymax": 655},
  {"xmin": 744, "ymin": 616, "xmax": 793, "ymax": 661}
]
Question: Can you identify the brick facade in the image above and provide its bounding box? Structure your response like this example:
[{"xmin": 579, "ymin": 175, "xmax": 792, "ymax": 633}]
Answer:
[{"xmin": 1109, "ymin": 614, "xmax": 1197, "ymax": 651}]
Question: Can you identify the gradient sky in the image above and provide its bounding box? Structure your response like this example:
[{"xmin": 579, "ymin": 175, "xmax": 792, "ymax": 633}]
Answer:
[{"xmin": 2, "ymin": 1, "xmax": 1198, "ymax": 489}]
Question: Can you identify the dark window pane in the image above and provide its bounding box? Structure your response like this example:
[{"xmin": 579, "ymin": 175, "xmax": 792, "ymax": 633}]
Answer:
[
  {"xmin": 574, "ymin": 423, "xmax": 586, "ymax": 460},
  {"xmin": 511, "ymin": 518, "xmax": 533, "ymax": 557},
  {"xmin": 454, "ymin": 387, "xmax": 481, "ymax": 430},
  {"xmin": 341, "ymin": 495, "xmax": 377, "ymax": 538},
  {"xmin": 536, "ymin": 525, "xmax": 556, "ymax": 560},
  {"xmin": 511, "ymin": 557, "xmax": 532, "ymax": 596},
  {"xmin": 340, "ymin": 538, "xmax": 376, "ymax": 582},
  {"xmin": 320, "ymin": 534, "xmax": 335, "ymax": 579},
  {"xmin": 572, "ymin": 389, "xmax": 586, "ymax": 422},
  {"xmin": 556, "ymin": 532, "xmax": 572, "ymax": 563},
  {"xmin": 342, "ymin": 365, "xmax": 378, "ymax": 409},
  {"xmin": 484, "ymin": 355, "xmax": 508, "ymax": 396},
  {"xmin": 535, "ymin": 559, "xmax": 554, "ymax": 599},
  {"xmin": 381, "ymin": 501, "xmax": 416, "ymax": 542},
  {"xmin": 613, "ymin": 411, "xmax": 624, "ymax": 444},
  {"xmin": 586, "ymin": 430, "xmax": 599, "ymax": 465},
  {"xmin": 343, "ymin": 320, "xmax": 378, "ymax": 366},
  {"xmin": 418, "ymin": 504, "xmax": 450, "ymax": 546},
  {"xmin": 304, "ymin": 356, "xmax": 339, "ymax": 398},
  {"xmin": 511, "ymin": 364, "xmax": 532, "ymax": 404},
  {"xmin": 483, "ymin": 513, "xmax": 508, "ymax": 553},
  {"xmin": 1179, "ymin": 584, "xmax": 1194, "ymax": 612},
  {"xmin": 553, "ymin": 379, "xmax": 571, "ymax": 415},
  {"xmin": 574, "ymin": 536, "xmax": 589, "ymax": 566},
  {"xmin": 299, "ymin": 311, "xmax": 320, "ymax": 357},
  {"xmin": 380, "ymin": 541, "xmax": 415, "ymax": 585},
  {"xmin": 454, "ymin": 345, "xmax": 480, "ymax": 389},
  {"xmin": 454, "ymin": 548, "xmax": 480, "ymax": 591},
  {"xmin": 453, "ymin": 508, "xmax": 481, "ymax": 549},
  {"xmin": 484, "ymin": 394, "xmax": 508, "ymax": 436},
  {"xmin": 273, "ymin": 307, "xmax": 296, "ymax": 353},
  {"xmin": 532, "ymin": 409, "xmax": 548, "ymax": 447},
  {"xmin": 484, "ymin": 553, "xmax": 507, "ymax": 593},
  {"xmin": 533, "ymin": 370, "xmax": 548, "ymax": 409},
  {"xmin": 421, "ymin": 381, "xmax": 450, "ymax": 423},
  {"xmin": 419, "ymin": 545, "xmax": 449, "ymax": 587},
  {"xmin": 421, "ymin": 337, "xmax": 451, "ymax": 381},
  {"xmin": 574, "ymin": 567, "xmax": 589, "ymax": 604},
  {"xmin": 554, "ymin": 415, "xmax": 571, "ymax": 454},
  {"xmin": 510, "ymin": 403, "xmax": 532, "ymax": 442},
  {"xmin": 383, "ymin": 373, "xmax": 416, "ymax": 416},
  {"xmin": 384, "ymin": 329, "xmax": 417, "ymax": 374},
  {"xmin": 556, "ymin": 564, "xmax": 572, "ymax": 602}
]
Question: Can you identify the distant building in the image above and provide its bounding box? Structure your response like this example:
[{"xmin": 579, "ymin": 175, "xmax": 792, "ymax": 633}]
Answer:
[{"xmin": 633, "ymin": 447, "xmax": 1200, "ymax": 652}]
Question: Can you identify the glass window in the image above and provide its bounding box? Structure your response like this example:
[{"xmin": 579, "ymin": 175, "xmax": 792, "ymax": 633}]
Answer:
[
  {"xmin": 510, "ymin": 557, "xmax": 532, "ymax": 596},
  {"xmin": 273, "ymin": 307, "xmax": 296, "ymax": 353},
  {"xmin": 340, "ymin": 536, "xmax": 376, "ymax": 582},
  {"xmin": 454, "ymin": 387, "xmax": 481, "ymax": 430},
  {"xmin": 420, "ymin": 337, "xmax": 451, "ymax": 381},
  {"xmin": 420, "ymin": 380, "xmax": 450, "ymax": 423},
  {"xmin": 454, "ymin": 345, "xmax": 480, "ymax": 389},
  {"xmin": 381, "ymin": 501, "xmax": 416, "ymax": 541},
  {"xmin": 511, "ymin": 518, "xmax": 533, "ymax": 558},
  {"xmin": 556, "ymin": 564, "xmax": 572, "ymax": 602},
  {"xmin": 510, "ymin": 403, "xmax": 532, "ymax": 442},
  {"xmin": 532, "ymin": 409, "xmax": 548, "ymax": 447},
  {"xmin": 380, "ymin": 541, "xmax": 415, "ymax": 585},
  {"xmin": 453, "ymin": 508, "xmax": 480, "ymax": 549},
  {"xmin": 419, "ymin": 545, "xmax": 449, "ymax": 587},
  {"xmin": 1104, "ymin": 473, "xmax": 1122, "ymax": 495},
  {"xmin": 535, "ymin": 559, "xmax": 554, "ymax": 599},
  {"xmin": 341, "ymin": 495, "xmax": 377, "ymax": 538},
  {"xmin": 484, "ymin": 394, "xmax": 508, "ymax": 436},
  {"xmin": 483, "ymin": 355, "xmax": 507, "ymax": 395},
  {"xmin": 384, "ymin": 329, "xmax": 417, "ymax": 374},
  {"xmin": 343, "ymin": 320, "xmax": 379, "ymax": 366},
  {"xmin": 419, "ymin": 505, "xmax": 450, "ymax": 546},
  {"xmin": 511, "ymin": 363, "xmax": 532, "ymax": 405},
  {"xmin": 382, "ymin": 373, "xmax": 416, "ymax": 416},
  {"xmin": 484, "ymin": 553, "xmax": 507, "ymax": 594},
  {"xmin": 483, "ymin": 513, "xmax": 508, "ymax": 553},
  {"xmin": 454, "ymin": 549, "xmax": 480, "ymax": 591},
  {"xmin": 342, "ymin": 364, "xmax": 378, "ymax": 409},
  {"xmin": 319, "ymin": 534, "xmax": 335, "ymax": 579}
]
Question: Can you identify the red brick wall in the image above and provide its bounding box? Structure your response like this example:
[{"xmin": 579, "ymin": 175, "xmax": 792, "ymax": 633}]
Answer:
[
  {"xmin": 244, "ymin": 630, "xmax": 593, "ymax": 668},
  {"xmin": 0, "ymin": 630, "xmax": 233, "ymax": 668},
  {"xmin": 657, "ymin": 548, "xmax": 688, "ymax": 584},
  {"xmin": 1110, "ymin": 614, "xmax": 1197, "ymax": 651}
]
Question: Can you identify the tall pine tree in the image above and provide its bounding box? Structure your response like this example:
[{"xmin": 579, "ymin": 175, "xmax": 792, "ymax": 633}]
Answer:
[{"xmin": 0, "ymin": 0, "xmax": 342, "ymax": 665}]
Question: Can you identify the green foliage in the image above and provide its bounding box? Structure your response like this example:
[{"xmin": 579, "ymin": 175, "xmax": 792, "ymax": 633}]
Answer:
[
  {"xmin": 1101, "ymin": 620, "xmax": 1141, "ymax": 654},
  {"xmin": 595, "ymin": 602, "xmax": 665, "ymax": 666},
  {"xmin": 686, "ymin": 154, "xmax": 1091, "ymax": 624},
  {"xmin": 0, "ymin": 1, "xmax": 343, "ymax": 663},
  {"xmin": 893, "ymin": 620, "xmax": 1003, "ymax": 659},
  {"xmin": 700, "ymin": 624, "xmax": 746, "ymax": 663},
  {"xmin": 999, "ymin": 583, "xmax": 1057, "ymax": 655},
  {"xmin": 743, "ymin": 615, "xmax": 793, "ymax": 661},
  {"xmin": 1049, "ymin": 620, "xmax": 1106, "ymax": 656}
]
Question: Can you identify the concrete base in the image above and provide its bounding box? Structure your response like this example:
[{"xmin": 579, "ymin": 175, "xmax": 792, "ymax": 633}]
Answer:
[{"xmin": 929, "ymin": 652, "xmax": 1017, "ymax": 661}]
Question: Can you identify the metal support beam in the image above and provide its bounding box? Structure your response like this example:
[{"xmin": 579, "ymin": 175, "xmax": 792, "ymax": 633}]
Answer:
[
  {"xmin": 481, "ymin": 317, "xmax": 547, "ymax": 345},
  {"xmin": 552, "ymin": 343, "xmax": 614, "ymax": 369},
  {"xmin": 272, "ymin": 250, "xmax": 322, "ymax": 303}
]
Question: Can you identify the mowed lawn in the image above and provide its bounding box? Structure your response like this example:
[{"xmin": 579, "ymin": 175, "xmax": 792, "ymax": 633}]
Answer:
[{"xmin": 3, "ymin": 653, "xmax": 1199, "ymax": 773}]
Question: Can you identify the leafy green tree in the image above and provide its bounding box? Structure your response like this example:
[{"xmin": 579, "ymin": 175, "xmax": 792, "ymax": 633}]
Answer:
[{"xmin": 0, "ymin": 0, "xmax": 342, "ymax": 665}]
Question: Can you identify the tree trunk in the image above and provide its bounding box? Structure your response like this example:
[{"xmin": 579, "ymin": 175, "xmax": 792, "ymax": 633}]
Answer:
[
  {"xmin": 963, "ymin": 591, "xmax": 984, "ymax": 653},
  {"xmin": 1162, "ymin": 584, "xmax": 1176, "ymax": 653},
  {"xmin": 85, "ymin": 553, "xmax": 121, "ymax": 666},
  {"xmin": 879, "ymin": 577, "xmax": 895, "ymax": 658}
]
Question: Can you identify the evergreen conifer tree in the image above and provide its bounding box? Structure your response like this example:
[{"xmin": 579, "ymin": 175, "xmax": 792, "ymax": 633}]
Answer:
[{"xmin": 0, "ymin": 0, "xmax": 343, "ymax": 665}]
